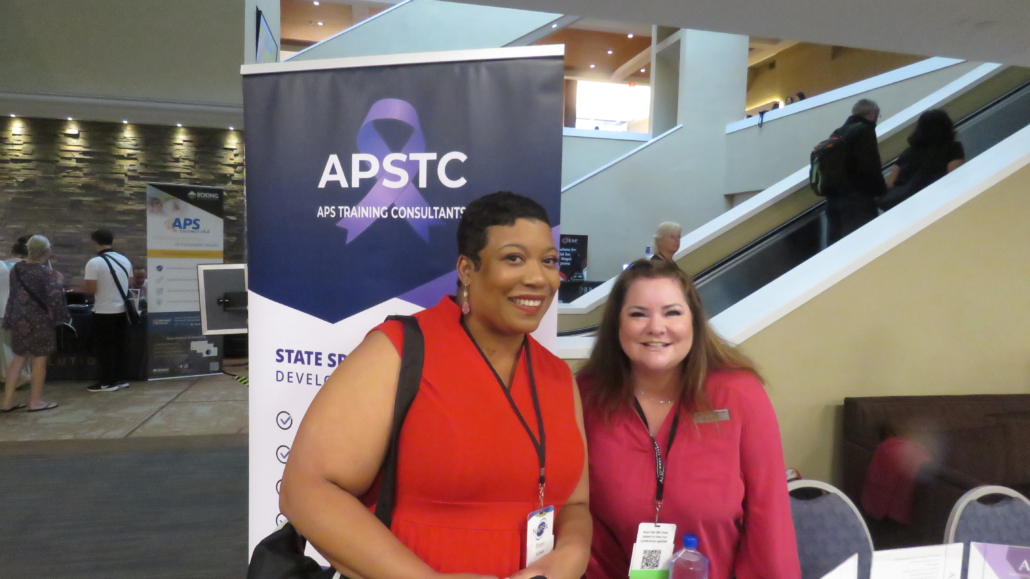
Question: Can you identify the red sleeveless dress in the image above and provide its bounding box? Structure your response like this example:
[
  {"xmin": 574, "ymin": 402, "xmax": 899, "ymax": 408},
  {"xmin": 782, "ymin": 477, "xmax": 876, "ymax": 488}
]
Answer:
[{"xmin": 373, "ymin": 297, "xmax": 585, "ymax": 577}]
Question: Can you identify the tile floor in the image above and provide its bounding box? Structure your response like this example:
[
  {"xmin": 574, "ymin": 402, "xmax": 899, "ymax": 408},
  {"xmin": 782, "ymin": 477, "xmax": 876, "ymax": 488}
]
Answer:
[{"xmin": 0, "ymin": 363, "xmax": 249, "ymax": 441}]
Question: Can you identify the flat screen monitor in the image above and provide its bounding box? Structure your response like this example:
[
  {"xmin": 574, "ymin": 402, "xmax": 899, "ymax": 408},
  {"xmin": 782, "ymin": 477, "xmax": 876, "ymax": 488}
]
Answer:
[
  {"xmin": 198, "ymin": 264, "xmax": 248, "ymax": 335},
  {"xmin": 256, "ymin": 8, "xmax": 278, "ymax": 64}
]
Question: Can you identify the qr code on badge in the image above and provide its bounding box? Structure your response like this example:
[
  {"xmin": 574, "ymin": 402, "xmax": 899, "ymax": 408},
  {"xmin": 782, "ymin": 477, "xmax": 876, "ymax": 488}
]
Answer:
[{"xmin": 641, "ymin": 549, "xmax": 662, "ymax": 570}]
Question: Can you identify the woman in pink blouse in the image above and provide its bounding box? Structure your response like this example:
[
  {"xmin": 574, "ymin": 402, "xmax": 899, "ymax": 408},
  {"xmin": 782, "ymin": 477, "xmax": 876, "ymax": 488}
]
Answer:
[{"xmin": 577, "ymin": 259, "xmax": 799, "ymax": 579}]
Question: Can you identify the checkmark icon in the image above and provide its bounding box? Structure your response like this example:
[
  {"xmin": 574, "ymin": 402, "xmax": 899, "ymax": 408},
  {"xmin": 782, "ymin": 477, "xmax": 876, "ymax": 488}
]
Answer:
[
  {"xmin": 276, "ymin": 411, "xmax": 293, "ymax": 430},
  {"xmin": 276, "ymin": 445, "xmax": 290, "ymax": 464}
]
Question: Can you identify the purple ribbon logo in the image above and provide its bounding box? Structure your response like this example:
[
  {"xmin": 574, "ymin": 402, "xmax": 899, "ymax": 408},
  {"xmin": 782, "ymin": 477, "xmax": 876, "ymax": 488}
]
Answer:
[{"xmin": 337, "ymin": 99, "xmax": 441, "ymax": 243}]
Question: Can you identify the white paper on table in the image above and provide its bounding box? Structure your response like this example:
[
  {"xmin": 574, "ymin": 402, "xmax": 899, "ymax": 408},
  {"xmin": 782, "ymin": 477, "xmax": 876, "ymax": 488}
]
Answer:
[
  {"xmin": 820, "ymin": 554, "xmax": 859, "ymax": 579},
  {"xmin": 968, "ymin": 542, "xmax": 1030, "ymax": 579},
  {"xmin": 871, "ymin": 543, "xmax": 963, "ymax": 579}
]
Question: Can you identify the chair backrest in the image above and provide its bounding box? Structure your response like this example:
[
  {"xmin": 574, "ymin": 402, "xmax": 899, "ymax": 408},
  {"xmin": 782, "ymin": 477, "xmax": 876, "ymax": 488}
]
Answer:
[
  {"xmin": 944, "ymin": 485, "xmax": 1030, "ymax": 545},
  {"xmin": 789, "ymin": 479, "xmax": 874, "ymax": 579}
]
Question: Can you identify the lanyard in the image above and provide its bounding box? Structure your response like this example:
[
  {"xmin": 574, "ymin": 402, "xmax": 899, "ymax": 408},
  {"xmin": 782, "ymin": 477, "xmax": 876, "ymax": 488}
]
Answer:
[
  {"xmin": 633, "ymin": 398, "xmax": 680, "ymax": 523},
  {"xmin": 460, "ymin": 318, "xmax": 547, "ymax": 508}
]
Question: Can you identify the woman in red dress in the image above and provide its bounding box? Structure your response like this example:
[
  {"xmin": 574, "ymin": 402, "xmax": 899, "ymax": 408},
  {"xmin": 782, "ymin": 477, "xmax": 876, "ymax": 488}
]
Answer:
[
  {"xmin": 281, "ymin": 192, "xmax": 590, "ymax": 579},
  {"xmin": 578, "ymin": 259, "xmax": 799, "ymax": 579}
]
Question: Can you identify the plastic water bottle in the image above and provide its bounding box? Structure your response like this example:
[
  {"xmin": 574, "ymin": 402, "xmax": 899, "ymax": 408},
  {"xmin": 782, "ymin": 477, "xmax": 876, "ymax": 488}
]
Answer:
[
  {"xmin": 670, "ymin": 534, "xmax": 708, "ymax": 579},
  {"xmin": 644, "ymin": 245, "xmax": 653, "ymax": 260}
]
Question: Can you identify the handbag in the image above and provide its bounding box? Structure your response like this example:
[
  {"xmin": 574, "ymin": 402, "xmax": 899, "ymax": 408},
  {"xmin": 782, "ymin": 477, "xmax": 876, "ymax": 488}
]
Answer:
[
  {"xmin": 246, "ymin": 315, "xmax": 424, "ymax": 579},
  {"xmin": 98, "ymin": 253, "xmax": 141, "ymax": 325}
]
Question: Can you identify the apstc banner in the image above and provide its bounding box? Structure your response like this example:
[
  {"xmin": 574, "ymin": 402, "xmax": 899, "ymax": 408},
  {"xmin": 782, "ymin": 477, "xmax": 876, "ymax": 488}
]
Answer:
[
  {"xmin": 241, "ymin": 46, "xmax": 565, "ymax": 556},
  {"xmin": 145, "ymin": 182, "xmax": 225, "ymax": 379}
]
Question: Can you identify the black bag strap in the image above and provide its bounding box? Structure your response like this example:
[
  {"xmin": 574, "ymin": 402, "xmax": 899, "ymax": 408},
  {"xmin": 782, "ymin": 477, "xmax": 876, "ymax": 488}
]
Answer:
[
  {"xmin": 14, "ymin": 267, "xmax": 50, "ymax": 314},
  {"xmin": 374, "ymin": 315, "xmax": 424, "ymax": 528},
  {"xmin": 98, "ymin": 253, "xmax": 131, "ymax": 301}
]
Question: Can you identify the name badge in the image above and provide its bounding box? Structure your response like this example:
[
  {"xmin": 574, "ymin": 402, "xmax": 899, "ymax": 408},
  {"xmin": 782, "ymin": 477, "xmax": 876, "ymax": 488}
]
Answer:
[
  {"xmin": 630, "ymin": 523, "xmax": 677, "ymax": 579},
  {"xmin": 693, "ymin": 409, "xmax": 730, "ymax": 423},
  {"xmin": 526, "ymin": 505, "xmax": 555, "ymax": 566}
]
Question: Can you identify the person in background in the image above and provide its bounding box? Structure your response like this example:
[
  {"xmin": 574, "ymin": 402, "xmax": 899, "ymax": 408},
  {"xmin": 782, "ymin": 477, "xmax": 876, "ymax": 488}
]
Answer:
[
  {"xmin": 1, "ymin": 243, "xmax": 33, "ymax": 388},
  {"xmin": 785, "ymin": 96, "xmax": 795, "ymax": 106},
  {"xmin": 130, "ymin": 266, "xmax": 148, "ymax": 299},
  {"xmin": 825, "ymin": 99, "xmax": 886, "ymax": 244},
  {"xmin": 881, "ymin": 109, "xmax": 965, "ymax": 210},
  {"xmin": 578, "ymin": 259, "xmax": 799, "ymax": 579},
  {"xmin": 7, "ymin": 237, "xmax": 29, "ymax": 266},
  {"xmin": 280, "ymin": 192, "xmax": 590, "ymax": 579},
  {"xmin": 651, "ymin": 222, "xmax": 682, "ymax": 264},
  {"xmin": 795, "ymin": 92, "xmax": 807, "ymax": 101},
  {"xmin": 2, "ymin": 236, "xmax": 70, "ymax": 413},
  {"xmin": 82, "ymin": 229, "xmax": 132, "ymax": 393}
]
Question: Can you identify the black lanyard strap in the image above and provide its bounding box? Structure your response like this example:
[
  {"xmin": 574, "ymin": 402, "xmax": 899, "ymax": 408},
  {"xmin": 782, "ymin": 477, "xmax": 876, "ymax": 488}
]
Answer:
[
  {"xmin": 634, "ymin": 398, "xmax": 680, "ymax": 522},
  {"xmin": 460, "ymin": 318, "xmax": 547, "ymax": 506}
]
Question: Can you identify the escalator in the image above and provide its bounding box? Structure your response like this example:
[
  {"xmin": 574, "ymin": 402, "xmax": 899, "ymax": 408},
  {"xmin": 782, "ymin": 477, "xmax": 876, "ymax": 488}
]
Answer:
[
  {"xmin": 694, "ymin": 77, "xmax": 1030, "ymax": 318},
  {"xmin": 558, "ymin": 66, "xmax": 1030, "ymax": 336}
]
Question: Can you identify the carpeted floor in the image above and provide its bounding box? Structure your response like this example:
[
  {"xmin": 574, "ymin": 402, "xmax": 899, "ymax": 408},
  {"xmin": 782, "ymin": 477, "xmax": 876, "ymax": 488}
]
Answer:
[{"xmin": 0, "ymin": 434, "xmax": 248, "ymax": 579}]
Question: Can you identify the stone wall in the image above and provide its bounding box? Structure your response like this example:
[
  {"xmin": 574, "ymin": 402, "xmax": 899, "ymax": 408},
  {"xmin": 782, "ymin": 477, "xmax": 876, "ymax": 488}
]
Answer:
[{"xmin": 0, "ymin": 117, "xmax": 245, "ymax": 286}]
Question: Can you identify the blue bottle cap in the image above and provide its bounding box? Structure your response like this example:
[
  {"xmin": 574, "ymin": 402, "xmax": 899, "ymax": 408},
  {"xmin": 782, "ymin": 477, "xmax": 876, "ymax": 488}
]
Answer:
[{"xmin": 683, "ymin": 534, "xmax": 698, "ymax": 550}]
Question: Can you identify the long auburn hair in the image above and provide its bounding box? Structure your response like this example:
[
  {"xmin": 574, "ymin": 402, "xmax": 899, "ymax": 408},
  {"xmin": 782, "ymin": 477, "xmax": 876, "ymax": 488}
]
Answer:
[{"xmin": 578, "ymin": 259, "xmax": 762, "ymax": 418}]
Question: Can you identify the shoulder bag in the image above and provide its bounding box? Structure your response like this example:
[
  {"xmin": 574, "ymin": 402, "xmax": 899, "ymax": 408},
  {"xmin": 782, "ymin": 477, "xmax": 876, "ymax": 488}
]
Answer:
[
  {"xmin": 246, "ymin": 315, "xmax": 424, "ymax": 579},
  {"xmin": 98, "ymin": 253, "xmax": 141, "ymax": 325}
]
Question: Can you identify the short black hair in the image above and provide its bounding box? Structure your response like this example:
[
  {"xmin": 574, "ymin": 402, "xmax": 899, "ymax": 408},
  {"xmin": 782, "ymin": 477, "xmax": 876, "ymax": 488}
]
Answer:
[
  {"xmin": 11, "ymin": 242, "xmax": 28, "ymax": 257},
  {"xmin": 91, "ymin": 229, "xmax": 114, "ymax": 245},
  {"xmin": 457, "ymin": 191, "xmax": 550, "ymax": 268}
]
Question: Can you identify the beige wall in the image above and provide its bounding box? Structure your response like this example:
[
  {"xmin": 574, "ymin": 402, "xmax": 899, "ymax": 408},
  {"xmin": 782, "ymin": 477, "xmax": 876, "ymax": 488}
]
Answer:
[
  {"xmin": 747, "ymin": 44, "xmax": 924, "ymax": 110},
  {"xmin": 562, "ymin": 136, "xmax": 642, "ymax": 187},
  {"xmin": 736, "ymin": 163, "xmax": 1030, "ymax": 484},
  {"xmin": 0, "ymin": 0, "xmax": 245, "ymax": 106}
]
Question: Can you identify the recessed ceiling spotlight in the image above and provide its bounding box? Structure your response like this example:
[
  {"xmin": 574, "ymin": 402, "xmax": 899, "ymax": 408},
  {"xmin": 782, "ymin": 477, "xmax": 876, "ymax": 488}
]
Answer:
[
  {"xmin": 122, "ymin": 120, "xmax": 128, "ymax": 124},
  {"xmin": 317, "ymin": 21, "xmax": 324, "ymax": 26},
  {"xmin": 313, "ymin": 1, "xmax": 319, "ymax": 4},
  {"xmin": 628, "ymin": 33, "xmax": 634, "ymax": 38},
  {"xmin": 641, "ymin": 68, "xmax": 646, "ymax": 73},
  {"xmin": 551, "ymin": 23, "xmax": 557, "ymax": 28},
  {"xmin": 590, "ymin": 64, "xmax": 596, "ymax": 68},
  {"xmin": 229, "ymin": 126, "xmax": 235, "ymax": 131},
  {"xmin": 67, "ymin": 117, "xmax": 73, "ymax": 121},
  {"xmin": 176, "ymin": 123, "xmax": 183, "ymax": 127},
  {"xmin": 607, "ymin": 50, "xmax": 613, "ymax": 55},
  {"xmin": 9, "ymin": 114, "xmax": 14, "ymax": 118}
]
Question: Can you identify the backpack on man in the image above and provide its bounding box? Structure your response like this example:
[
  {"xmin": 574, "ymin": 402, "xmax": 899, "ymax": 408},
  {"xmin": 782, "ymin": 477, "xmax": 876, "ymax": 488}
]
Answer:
[{"xmin": 810, "ymin": 123, "xmax": 862, "ymax": 197}]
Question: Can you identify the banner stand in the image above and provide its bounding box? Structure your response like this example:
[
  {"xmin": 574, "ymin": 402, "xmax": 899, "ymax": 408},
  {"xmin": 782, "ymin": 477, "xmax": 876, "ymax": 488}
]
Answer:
[
  {"xmin": 145, "ymin": 182, "xmax": 226, "ymax": 380},
  {"xmin": 242, "ymin": 45, "xmax": 566, "ymax": 559}
]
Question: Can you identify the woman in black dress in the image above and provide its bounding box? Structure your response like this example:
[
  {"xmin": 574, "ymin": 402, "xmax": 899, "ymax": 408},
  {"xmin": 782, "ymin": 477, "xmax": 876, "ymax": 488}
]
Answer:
[
  {"xmin": 2, "ymin": 235, "xmax": 69, "ymax": 413},
  {"xmin": 882, "ymin": 109, "xmax": 965, "ymax": 210}
]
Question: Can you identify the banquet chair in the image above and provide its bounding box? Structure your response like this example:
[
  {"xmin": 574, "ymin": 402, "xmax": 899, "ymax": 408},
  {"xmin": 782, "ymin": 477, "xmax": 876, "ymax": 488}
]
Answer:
[
  {"xmin": 789, "ymin": 479, "xmax": 874, "ymax": 579},
  {"xmin": 945, "ymin": 485, "xmax": 1030, "ymax": 546}
]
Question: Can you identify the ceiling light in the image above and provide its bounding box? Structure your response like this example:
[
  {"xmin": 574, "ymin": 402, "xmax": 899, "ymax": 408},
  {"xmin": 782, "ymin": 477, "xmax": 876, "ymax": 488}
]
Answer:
[
  {"xmin": 628, "ymin": 33, "xmax": 634, "ymax": 38},
  {"xmin": 229, "ymin": 126, "xmax": 235, "ymax": 131},
  {"xmin": 67, "ymin": 117, "xmax": 73, "ymax": 121},
  {"xmin": 551, "ymin": 23, "xmax": 557, "ymax": 28},
  {"xmin": 9, "ymin": 114, "xmax": 14, "ymax": 118},
  {"xmin": 590, "ymin": 64, "xmax": 595, "ymax": 68},
  {"xmin": 122, "ymin": 120, "xmax": 128, "ymax": 124},
  {"xmin": 313, "ymin": 1, "xmax": 319, "ymax": 4},
  {"xmin": 176, "ymin": 123, "xmax": 182, "ymax": 127},
  {"xmin": 317, "ymin": 21, "xmax": 324, "ymax": 26},
  {"xmin": 641, "ymin": 68, "xmax": 646, "ymax": 73},
  {"xmin": 607, "ymin": 50, "xmax": 613, "ymax": 55}
]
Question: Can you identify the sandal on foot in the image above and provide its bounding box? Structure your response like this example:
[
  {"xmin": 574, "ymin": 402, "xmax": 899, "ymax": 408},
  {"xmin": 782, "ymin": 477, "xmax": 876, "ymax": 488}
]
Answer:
[
  {"xmin": 1, "ymin": 403, "xmax": 27, "ymax": 413},
  {"xmin": 27, "ymin": 402, "xmax": 58, "ymax": 412}
]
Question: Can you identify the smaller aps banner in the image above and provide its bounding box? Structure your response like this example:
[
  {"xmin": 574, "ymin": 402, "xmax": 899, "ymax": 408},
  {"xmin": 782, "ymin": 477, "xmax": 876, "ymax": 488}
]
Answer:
[
  {"xmin": 145, "ymin": 182, "xmax": 225, "ymax": 379},
  {"xmin": 241, "ymin": 46, "xmax": 566, "ymax": 556}
]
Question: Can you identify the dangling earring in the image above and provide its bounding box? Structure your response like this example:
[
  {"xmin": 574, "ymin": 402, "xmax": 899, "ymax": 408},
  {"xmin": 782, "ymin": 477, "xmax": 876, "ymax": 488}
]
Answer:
[{"xmin": 461, "ymin": 284, "xmax": 470, "ymax": 315}]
